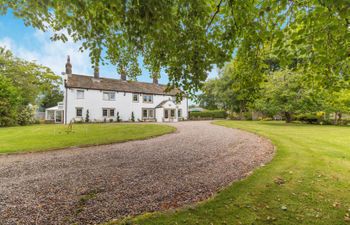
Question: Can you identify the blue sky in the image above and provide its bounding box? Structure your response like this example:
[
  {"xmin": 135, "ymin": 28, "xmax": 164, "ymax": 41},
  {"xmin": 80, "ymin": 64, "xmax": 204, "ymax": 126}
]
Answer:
[{"xmin": 0, "ymin": 11, "xmax": 219, "ymax": 85}]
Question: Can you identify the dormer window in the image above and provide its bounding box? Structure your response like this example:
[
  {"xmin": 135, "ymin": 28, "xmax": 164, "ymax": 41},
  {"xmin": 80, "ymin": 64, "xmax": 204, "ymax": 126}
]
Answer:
[
  {"xmin": 103, "ymin": 91, "xmax": 116, "ymax": 101},
  {"xmin": 77, "ymin": 90, "xmax": 84, "ymax": 99},
  {"xmin": 143, "ymin": 95, "xmax": 153, "ymax": 103}
]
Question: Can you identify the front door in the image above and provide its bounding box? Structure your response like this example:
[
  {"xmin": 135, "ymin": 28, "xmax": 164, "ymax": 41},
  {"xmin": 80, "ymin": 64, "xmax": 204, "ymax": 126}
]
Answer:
[{"xmin": 164, "ymin": 109, "xmax": 175, "ymax": 122}]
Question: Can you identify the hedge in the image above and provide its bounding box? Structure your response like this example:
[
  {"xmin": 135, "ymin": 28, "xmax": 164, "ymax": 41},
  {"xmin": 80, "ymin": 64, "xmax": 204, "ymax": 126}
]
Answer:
[{"xmin": 189, "ymin": 110, "xmax": 227, "ymax": 119}]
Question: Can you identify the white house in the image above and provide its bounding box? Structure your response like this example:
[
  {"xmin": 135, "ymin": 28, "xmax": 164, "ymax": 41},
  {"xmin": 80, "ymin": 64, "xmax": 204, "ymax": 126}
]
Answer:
[{"xmin": 46, "ymin": 57, "xmax": 188, "ymax": 124}]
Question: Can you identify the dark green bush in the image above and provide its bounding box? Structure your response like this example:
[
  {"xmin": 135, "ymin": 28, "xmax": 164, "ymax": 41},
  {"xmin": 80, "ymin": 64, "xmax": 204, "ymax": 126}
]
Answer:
[{"xmin": 190, "ymin": 110, "xmax": 227, "ymax": 119}]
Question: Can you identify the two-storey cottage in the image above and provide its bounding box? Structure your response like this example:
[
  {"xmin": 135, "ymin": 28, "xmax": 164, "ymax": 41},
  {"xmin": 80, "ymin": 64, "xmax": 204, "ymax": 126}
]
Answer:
[{"xmin": 46, "ymin": 56, "xmax": 188, "ymax": 124}]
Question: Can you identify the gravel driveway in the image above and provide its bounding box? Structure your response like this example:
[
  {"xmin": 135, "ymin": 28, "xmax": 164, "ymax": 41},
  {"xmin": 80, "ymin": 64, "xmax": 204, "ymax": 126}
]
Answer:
[{"xmin": 0, "ymin": 121, "xmax": 274, "ymax": 225}]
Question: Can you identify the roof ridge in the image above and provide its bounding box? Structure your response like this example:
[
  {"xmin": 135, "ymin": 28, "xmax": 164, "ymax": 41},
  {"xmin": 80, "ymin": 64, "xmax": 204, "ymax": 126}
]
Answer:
[{"xmin": 71, "ymin": 74, "xmax": 167, "ymax": 86}]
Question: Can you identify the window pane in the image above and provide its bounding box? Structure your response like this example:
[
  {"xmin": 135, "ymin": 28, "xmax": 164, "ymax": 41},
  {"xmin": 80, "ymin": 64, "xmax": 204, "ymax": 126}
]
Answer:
[
  {"xmin": 76, "ymin": 108, "xmax": 82, "ymax": 116},
  {"xmin": 77, "ymin": 90, "xmax": 84, "ymax": 99},
  {"xmin": 110, "ymin": 93, "xmax": 115, "ymax": 100},
  {"xmin": 164, "ymin": 110, "xmax": 169, "ymax": 118},
  {"xmin": 149, "ymin": 109, "xmax": 154, "ymax": 118},
  {"xmin": 103, "ymin": 109, "xmax": 108, "ymax": 117},
  {"xmin": 103, "ymin": 92, "xmax": 109, "ymax": 100},
  {"xmin": 178, "ymin": 109, "xmax": 182, "ymax": 117},
  {"xmin": 171, "ymin": 109, "xmax": 175, "ymax": 117},
  {"xmin": 110, "ymin": 109, "xmax": 115, "ymax": 117},
  {"xmin": 133, "ymin": 94, "xmax": 138, "ymax": 102}
]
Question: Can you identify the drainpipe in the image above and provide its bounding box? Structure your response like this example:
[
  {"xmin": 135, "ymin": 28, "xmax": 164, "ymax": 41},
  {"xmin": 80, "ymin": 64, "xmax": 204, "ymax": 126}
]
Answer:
[{"xmin": 64, "ymin": 80, "xmax": 68, "ymax": 124}]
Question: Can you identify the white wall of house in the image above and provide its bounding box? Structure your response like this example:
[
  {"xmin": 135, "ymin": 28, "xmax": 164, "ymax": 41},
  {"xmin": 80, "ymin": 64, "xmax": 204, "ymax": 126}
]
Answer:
[{"xmin": 64, "ymin": 88, "xmax": 188, "ymax": 123}]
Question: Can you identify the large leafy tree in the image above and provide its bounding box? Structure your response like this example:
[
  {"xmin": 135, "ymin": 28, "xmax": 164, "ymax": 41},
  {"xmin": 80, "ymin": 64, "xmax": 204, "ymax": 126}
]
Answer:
[
  {"xmin": 2, "ymin": 0, "xmax": 347, "ymax": 95},
  {"xmin": 0, "ymin": 74, "xmax": 20, "ymax": 126},
  {"xmin": 254, "ymin": 70, "xmax": 324, "ymax": 122},
  {"xmin": 0, "ymin": 47, "xmax": 62, "ymax": 126}
]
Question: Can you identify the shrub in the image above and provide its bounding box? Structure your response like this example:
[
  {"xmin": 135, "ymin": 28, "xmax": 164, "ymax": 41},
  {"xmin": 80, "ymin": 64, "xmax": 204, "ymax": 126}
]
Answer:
[
  {"xmin": 190, "ymin": 110, "xmax": 227, "ymax": 119},
  {"xmin": 116, "ymin": 112, "xmax": 121, "ymax": 122},
  {"xmin": 17, "ymin": 106, "xmax": 35, "ymax": 126},
  {"xmin": 85, "ymin": 110, "xmax": 90, "ymax": 123},
  {"xmin": 295, "ymin": 113, "xmax": 325, "ymax": 124},
  {"xmin": 131, "ymin": 112, "xmax": 135, "ymax": 122}
]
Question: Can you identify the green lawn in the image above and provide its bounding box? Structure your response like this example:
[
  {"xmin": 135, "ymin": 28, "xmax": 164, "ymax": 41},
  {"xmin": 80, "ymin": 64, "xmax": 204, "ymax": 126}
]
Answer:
[
  {"xmin": 0, "ymin": 123, "xmax": 175, "ymax": 154},
  {"xmin": 110, "ymin": 121, "xmax": 350, "ymax": 225}
]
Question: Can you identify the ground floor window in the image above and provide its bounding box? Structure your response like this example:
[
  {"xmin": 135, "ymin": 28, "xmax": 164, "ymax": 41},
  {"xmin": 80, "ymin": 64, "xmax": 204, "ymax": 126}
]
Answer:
[
  {"xmin": 170, "ymin": 109, "xmax": 175, "ymax": 117},
  {"xmin": 76, "ymin": 107, "xmax": 83, "ymax": 117},
  {"xmin": 178, "ymin": 109, "xmax": 182, "ymax": 118},
  {"xmin": 142, "ymin": 108, "xmax": 155, "ymax": 119},
  {"xmin": 103, "ymin": 108, "xmax": 115, "ymax": 117}
]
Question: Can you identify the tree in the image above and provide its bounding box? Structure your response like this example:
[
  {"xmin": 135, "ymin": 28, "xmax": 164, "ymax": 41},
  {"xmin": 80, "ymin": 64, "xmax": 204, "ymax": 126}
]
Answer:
[
  {"xmin": 40, "ymin": 88, "xmax": 64, "ymax": 110},
  {"xmin": 0, "ymin": 47, "xmax": 62, "ymax": 126},
  {"xmin": 3, "ymin": 1, "xmax": 347, "ymax": 95},
  {"xmin": 0, "ymin": 47, "xmax": 62, "ymax": 106},
  {"xmin": 0, "ymin": 74, "xmax": 20, "ymax": 126},
  {"xmin": 254, "ymin": 70, "xmax": 323, "ymax": 122}
]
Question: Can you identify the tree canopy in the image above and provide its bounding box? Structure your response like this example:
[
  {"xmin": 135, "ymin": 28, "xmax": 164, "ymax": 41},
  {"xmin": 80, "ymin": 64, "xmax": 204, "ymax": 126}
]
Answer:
[
  {"xmin": 0, "ymin": 47, "xmax": 62, "ymax": 126},
  {"xmin": 1, "ymin": 0, "xmax": 348, "ymax": 95}
]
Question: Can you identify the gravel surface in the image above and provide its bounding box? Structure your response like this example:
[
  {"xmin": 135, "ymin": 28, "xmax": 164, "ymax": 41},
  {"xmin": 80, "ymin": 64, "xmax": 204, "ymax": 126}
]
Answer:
[{"xmin": 0, "ymin": 121, "xmax": 274, "ymax": 225}]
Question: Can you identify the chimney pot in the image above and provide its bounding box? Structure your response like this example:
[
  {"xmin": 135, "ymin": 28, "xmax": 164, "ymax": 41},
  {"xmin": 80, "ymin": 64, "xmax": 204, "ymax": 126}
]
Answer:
[
  {"xmin": 65, "ymin": 55, "xmax": 72, "ymax": 74},
  {"xmin": 120, "ymin": 68, "xmax": 126, "ymax": 81},
  {"xmin": 94, "ymin": 65, "xmax": 99, "ymax": 78},
  {"xmin": 152, "ymin": 71, "xmax": 159, "ymax": 84}
]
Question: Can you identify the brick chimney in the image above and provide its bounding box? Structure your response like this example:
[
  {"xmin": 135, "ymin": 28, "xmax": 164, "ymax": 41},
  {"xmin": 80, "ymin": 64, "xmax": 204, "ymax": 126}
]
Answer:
[
  {"xmin": 152, "ymin": 71, "xmax": 159, "ymax": 84},
  {"xmin": 120, "ymin": 67, "xmax": 126, "ymax": 81},
  {"xmin": 65, "ymin": 55, "xmax": 72, "ymax": 74},
  {"xmin": 94, "ymin": 65, "xmax": 99, "ymax": 78}
]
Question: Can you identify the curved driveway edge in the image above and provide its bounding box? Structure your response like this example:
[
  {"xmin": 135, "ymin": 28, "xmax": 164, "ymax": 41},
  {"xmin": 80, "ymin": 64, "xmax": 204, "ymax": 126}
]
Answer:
[{"xmin": 0, "ymin": 121, "xmax": 274, "ymax": 225}]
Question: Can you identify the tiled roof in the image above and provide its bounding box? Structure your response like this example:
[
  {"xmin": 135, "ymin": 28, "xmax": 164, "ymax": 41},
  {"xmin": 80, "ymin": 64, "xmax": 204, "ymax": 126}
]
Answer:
[{"xmin": 65, "ymin": 74, "xmax": 179, "ymax": 96}]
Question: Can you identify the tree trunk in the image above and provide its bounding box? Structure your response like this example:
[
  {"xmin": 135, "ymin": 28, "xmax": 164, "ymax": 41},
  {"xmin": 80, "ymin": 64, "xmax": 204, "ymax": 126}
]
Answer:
[{"xmin": 285, "ymin": 112, "xmax": 292, "ymax": 123}]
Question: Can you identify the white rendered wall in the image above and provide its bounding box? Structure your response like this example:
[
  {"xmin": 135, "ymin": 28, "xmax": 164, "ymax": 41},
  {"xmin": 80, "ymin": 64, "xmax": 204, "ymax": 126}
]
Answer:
[{"xmin": 64, "ymin": 88, "xmax": 188, "ymax": 123}]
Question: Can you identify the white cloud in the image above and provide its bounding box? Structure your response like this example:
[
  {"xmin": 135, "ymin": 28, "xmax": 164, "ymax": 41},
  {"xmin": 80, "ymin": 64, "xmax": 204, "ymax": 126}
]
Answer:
[{"xmin": 0, "ymin": 30, "xmax": 92, "ymax": 75}]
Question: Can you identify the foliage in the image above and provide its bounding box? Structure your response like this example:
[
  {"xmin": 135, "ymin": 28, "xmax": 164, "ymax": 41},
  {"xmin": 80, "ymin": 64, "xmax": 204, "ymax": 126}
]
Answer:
[
  {"xmin": 0, "ymin": 74, "xmax": 20, "ymax": 126},
  {"xmin": 85, "ymin": 110, "xmax": 90, "ymax": 123},
  {"xmin": 40, "ymin": 88, "xmax": 64, "ymax": 110},
  {"xmin": 190, "ymin": 110, "xmax": 227, "ymax": 119},
  {"xmin": 131, "ymin": 112, "xmax": 135, "ymax": 122},
  {"xmin": 0, "ymin": 47, "xmax": 62, "ymax": 106},
  {"xmin": 114, "ymin": 121, "xmax": 350, "ymax": 225},
  {"xmin": 0, "ymin": 123, "xmax": 175, "ymax": 154},
  {"xmin": 2, "ymin": 1, "xmax": 348, "ymax": 96},
  {"xmin": 254, "ymin": 69, "xmax": 324, "ymax": 122},
  {"xmin": 116, "ymin": 112, "xmax": 121, "ymax": 122},
  {"xmin": 0, "ymin": 47, "xmax": 62, "ymax": 126},
  {"xmin": 17, "ymin": 105, "xmax": 36, "ymax": 126}
]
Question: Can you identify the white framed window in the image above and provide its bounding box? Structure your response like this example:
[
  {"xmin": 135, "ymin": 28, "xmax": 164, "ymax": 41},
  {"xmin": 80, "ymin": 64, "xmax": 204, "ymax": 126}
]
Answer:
[
  {"xmin": 143, "ymin": 94, "xmax": 153, "ymax": 103},
  {"xmin": 142, "ymin": 108, "xmax": 155, "ymax": 119},
  {"xmin": 77, "ymin": 90, "xmax": 84, "ymax": 99},
  {"xmin": 103, "ymin": 91, "xmax": 116, "ymax": 101},
  {"xmin": 76, "ymin": 107, "xmax": 83, "ymax": 117},
  {"xmin": 102, "ymin": 108, "xmax": 115, "ymax": 117},
  {"xmin": 132, "ymin": 94, "xmax": 139, "ymax": 102},
  {"xmin": 178, "ymin": 109, "xmax": 182, "ymax": 118},
  {"xmin": 170, "ymin": 109, "xmax": 175, "ymax": 118}
]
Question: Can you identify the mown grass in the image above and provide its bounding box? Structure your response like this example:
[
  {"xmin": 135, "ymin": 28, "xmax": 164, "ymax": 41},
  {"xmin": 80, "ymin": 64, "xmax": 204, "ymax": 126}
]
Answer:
[
  {"xmin": 109, "ymin": 121, "xmax": 350, "ymax": 225},
  {"xmin": 0, "ymin": 123, "xmax": 175, "ymax": 154}
]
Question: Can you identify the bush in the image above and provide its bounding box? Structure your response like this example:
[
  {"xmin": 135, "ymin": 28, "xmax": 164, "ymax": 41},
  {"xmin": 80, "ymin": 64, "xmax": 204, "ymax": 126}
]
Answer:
[
  {"xmin": 190, "ymin": 110, "xmax": 227, "ymax": 119},
  {"xmin": 17, "ymin": 106, "xmax": 36, "ymax": 126},
  {"xmin": 295, "ymin": 113, "xmax": 324, "ymax": 124}
]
